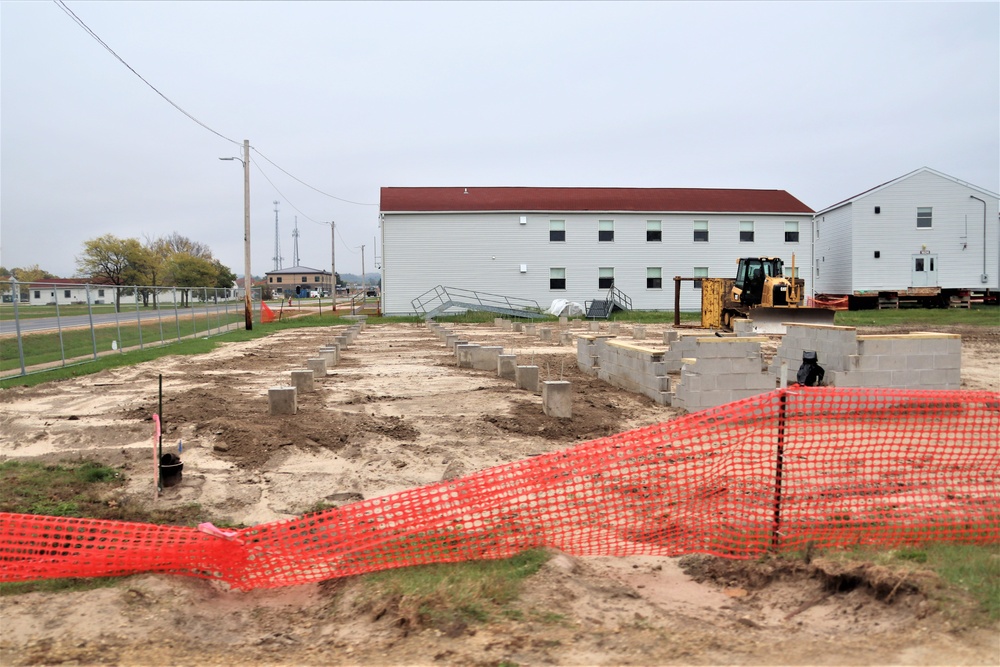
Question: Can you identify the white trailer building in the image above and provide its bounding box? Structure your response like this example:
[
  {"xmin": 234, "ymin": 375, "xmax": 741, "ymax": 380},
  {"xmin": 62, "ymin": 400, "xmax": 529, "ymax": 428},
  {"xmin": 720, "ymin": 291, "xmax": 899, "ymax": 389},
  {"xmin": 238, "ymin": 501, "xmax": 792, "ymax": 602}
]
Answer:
[
  {"xmin": 379, "ymin": 187, "xmax": 814, "ymax": 316},
  {"xmin": 813, "ymin": 167, "xmax": 999, "ymax": 307}
]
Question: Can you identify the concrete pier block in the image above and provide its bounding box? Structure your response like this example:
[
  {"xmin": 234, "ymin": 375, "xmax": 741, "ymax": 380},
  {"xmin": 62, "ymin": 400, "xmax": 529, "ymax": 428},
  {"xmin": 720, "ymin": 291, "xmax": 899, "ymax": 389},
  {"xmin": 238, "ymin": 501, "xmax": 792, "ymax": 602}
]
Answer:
[
  {"xmin": 539, "ymin": 327, "xmax": 553, "ymax": 342},
  {"xmin": 290, "ymin": 370, "xmax": 314, "ymax": 394},
  {"xmin": 560, "ymin": 332, "xmax": 574, "ymax": 346},
  {"xmin": 663, "ymin": 330, "xmax": 679, "ymax": 344},
  {"xmin": 525, "ymin": 324, "xmax": 537, "ymax": 336},
  {"xmin": 608, "ymin": 323, "xmax": 621, "ymax": 335},
  {"xmin": 515, "ymin": 365, "xmax": 539, "ymax": 392},
  {"xmin": 494, "ymin": 318, "xmax": 505, "ymax": 327},
  {"xmin": 589, "ymin": 321, "xmax": 600, "ymax": 332},
  {"xmin": 456, "ymin": 344, "xmax": 479, "ymax": 368},
  {"xmin": 471, "ymin": 346, "xmax": 503, "ymax": 371},
  {"xmin": 498, "ymin": 354, "xmax": 517, "ymax": 380},
  {"xmin": 334, "ymin": 335, "xmax": 349, "ymax": 350},
  {"xmin": 268, "ymin": 387, "xmax": 297, "ymax": 415},
  {"xmin": 513, "ymin": 322, "xmax": 524, "ymax": 333},
  {"xmin": 319, "ymin": 346, "xmax": 338, "ymax": 366},
  {"xmin": 542, "ymin": 381, "xmax": 572, "ymax": 418},
  {"xmin": 633, "ymin": 325, "xmax": 646, "ymax": 340},
  {"xmin": 559, "ymin": 316, "xmax": 569, "ymax": 327},
  {"xmin": 445, "ymin": 334, "xmax": 460, "ymax": 350},
  {"xmin": 306, "ymin": 358, "xmax": 327, "ymax": 378}
]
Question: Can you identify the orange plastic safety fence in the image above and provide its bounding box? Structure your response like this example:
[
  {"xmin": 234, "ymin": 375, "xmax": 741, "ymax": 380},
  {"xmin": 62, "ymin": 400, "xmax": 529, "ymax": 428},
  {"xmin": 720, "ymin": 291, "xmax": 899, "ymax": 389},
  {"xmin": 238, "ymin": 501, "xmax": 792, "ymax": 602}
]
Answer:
[{"xmin": 2, "ymin": 387, "xmax": 998, "ymax": 590}]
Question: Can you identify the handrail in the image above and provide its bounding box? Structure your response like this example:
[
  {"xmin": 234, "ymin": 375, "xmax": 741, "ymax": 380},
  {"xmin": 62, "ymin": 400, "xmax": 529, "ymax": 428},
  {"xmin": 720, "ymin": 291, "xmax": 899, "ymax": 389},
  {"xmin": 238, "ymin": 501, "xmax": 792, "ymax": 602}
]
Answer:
[{"xmin": 411, "ymin": 285, "xmax": 541, "ymax": 317}]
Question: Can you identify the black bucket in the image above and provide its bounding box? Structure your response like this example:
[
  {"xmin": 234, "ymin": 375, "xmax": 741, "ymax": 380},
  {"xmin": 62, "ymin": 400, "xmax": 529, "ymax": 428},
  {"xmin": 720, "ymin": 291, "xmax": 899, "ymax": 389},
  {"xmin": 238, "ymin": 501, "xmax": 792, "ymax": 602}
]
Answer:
[{"xmin": 159, "ymin": 453, "xmax": 184, "ymax": 487}]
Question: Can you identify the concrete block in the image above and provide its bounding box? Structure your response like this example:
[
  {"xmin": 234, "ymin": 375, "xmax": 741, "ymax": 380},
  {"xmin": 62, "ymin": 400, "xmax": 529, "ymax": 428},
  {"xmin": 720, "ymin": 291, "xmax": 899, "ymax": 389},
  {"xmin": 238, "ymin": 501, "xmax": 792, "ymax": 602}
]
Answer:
[
  {"xmin": 456, "ymin": 344, "xmax": 479, "ymax": 368},
  {"xmin": 608, "ymin": 323, "xmax": 621, "ymax": 335},
  {"xmin": 307, "ymin": 358, "xmax": 327, "ymax": 378},
  {"xmin": 589, "ymin": 321, "xmax": 600, "ymax": 332},
  {"xmin": 319, "ymin": 346, "xmax": 339, "ymax": 366},
  {"xmin": 516, "ymin": 365, "xmax": 539, "ymax": 392},
  {"xmin": 525, "ymin": 324, "xmax": 537, "ymax": 336},
  {"xmin": 498, "ymin": 354, "xmax": 517, "ymax": 379},
  {"xmin": 542, "ymin": 381, "xmax": 572, "ymax": 418},
  {"xmin": 268, "ymin": 387, "xmax": 297, "ymax": 415},
  {"xmin": 471, "ymin": 346, "xmax": 503, "ymax": 371},
  {"xmin": 513, "ymin": 322, "xmax": 524, "ymax": 332},
  {"xmin": 334, "ymin": 335, "xmax": 349, "ymax": 350},
  {"xmin": 559, "ymin": 316, "xmax": 569, "ymax": 327},
  {"xmin": 494, "ymin": 318, "xmax": 505, "ymax": 327},
  {"xmin": 633, "ymin": 325, "xmax": 646, "ymax": 340},
  {"xmin": 560, "ymin": 332, "xmax": 574, "ymax": 346},
  {"xmin": 933, "ymin": 353, "xmax": 960, "ymax": 370},
  {"xmin": 290, "ymin": 370, "xmax": 314, "ymax": 394},
  {"xmin": 877, "ymin": 355, "xmax": 909, "ymax": 371},
  {"xmin": 905, "ymin": 354, "xmax": 935, "ymax": 371},
  {"xmin": 663, "ymin": 330, "xmax": 679, "ymax": 344}
]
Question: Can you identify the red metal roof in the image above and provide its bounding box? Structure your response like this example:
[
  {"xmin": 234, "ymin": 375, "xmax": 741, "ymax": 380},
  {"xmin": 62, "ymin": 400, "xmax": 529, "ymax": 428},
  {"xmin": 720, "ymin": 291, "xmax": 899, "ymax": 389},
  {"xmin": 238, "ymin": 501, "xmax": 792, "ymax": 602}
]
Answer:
[{"xmin": 380, "ymin": 186, "xmax": 814, "ymax": 214}]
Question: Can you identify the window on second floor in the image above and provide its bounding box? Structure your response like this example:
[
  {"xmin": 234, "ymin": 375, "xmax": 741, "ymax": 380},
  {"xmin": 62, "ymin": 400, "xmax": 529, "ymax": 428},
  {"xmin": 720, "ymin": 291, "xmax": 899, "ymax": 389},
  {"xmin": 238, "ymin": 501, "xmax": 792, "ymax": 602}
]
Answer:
[
  {"xmin": 550, "ymin": 220, "xmax": 565, "ymax": 242},
  {"xmin": 917, "ymin": 207, "xmax": 932, "ymax": 228},
  {"xmin": 785, "ymin": 221, "xmax": 800, "ymax": 243},
  {"xmin": 314, "ymin": 276, "xmax": 321, "ymax": 282},
  {"xmin": 598, "ymin": 267, "xmax": 614, "ymax": 289},
  {"xmin": 301, "ymin": 276, "xmax": 308, "ymax": 283},
  {"xmin": 646, "ymin": 220, "xmax": 662, "ymax": 242},
  {"xmin": 598, "ymin": 220, "xmax": 614, "ymax": 242},
  {"xmin": 740, "ymin": 221, "xmax": 754, "ymax": 242},
  {"xmin": 694, "ymin": 220, "xmax": 708, "ymax": 242}
]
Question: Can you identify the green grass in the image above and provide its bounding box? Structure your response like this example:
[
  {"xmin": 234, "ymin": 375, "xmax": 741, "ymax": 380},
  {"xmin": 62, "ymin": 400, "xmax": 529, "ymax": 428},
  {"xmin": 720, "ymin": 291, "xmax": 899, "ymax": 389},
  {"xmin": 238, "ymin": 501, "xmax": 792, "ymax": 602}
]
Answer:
[
  {"xmin": 0, "ymin": 303, "xmax": 121, "ymax": 321},
  {"xmin": 825, "ymin": 542, "xmax": 1000, "ymax": 621},
  {"xmin": 835, "ymin": 305, "xmax": 999, "ymax": 327},
  {"xmin": 0, "ymin": 312, "xmax": 355, "ymax": 388},
  {"xmin": 357, "ymin": 549, "xmax": 551, "ymax": 630}
]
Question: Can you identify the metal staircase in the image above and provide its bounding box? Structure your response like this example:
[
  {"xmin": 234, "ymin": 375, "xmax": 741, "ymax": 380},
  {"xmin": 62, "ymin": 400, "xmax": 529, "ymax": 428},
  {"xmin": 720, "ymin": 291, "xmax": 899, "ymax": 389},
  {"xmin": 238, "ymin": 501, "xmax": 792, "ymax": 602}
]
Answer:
[
  {"xmin": 411, "ymin": 286, "xmax": 545, "ymax": 320},
  {"xmin": 585, "ymin": 285, "xmax": 632, "ymax": 319}
]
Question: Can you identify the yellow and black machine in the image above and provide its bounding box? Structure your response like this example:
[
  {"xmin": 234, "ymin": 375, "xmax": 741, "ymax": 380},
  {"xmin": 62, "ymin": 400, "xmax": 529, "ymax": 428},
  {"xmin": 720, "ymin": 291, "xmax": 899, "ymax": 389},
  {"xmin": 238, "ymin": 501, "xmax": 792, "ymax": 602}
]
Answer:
[{"xmin": 701, "ymin": 255, "xmax": 836, "ymax": 334}]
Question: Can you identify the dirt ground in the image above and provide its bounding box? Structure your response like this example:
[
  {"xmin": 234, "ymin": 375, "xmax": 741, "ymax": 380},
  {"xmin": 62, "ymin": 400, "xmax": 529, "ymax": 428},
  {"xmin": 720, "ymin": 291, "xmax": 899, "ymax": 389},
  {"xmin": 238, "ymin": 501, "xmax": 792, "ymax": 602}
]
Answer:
[{"xmin": 1, "ymin": 318, "xmax": 998, "ymax": 666}]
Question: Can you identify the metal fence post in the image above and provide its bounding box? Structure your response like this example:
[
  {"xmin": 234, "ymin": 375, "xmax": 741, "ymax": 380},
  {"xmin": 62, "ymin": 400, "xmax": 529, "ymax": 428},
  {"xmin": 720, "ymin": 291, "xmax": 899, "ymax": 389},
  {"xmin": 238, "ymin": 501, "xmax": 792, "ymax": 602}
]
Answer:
[
  {"xmin": 11, "ymin": 278, "xmax": 26, "ymax": 376},
  {"xmin": 173, "ymin": 288, "xmax": 181, "ymax": 341},
  {"xmin": 85, "ymin": 284, "xmax": 98, "ymax": 360},
  {"xmin": 113, "ymin": 287, "xmax": 123, "ymax": 353},
  {"xmin": 53, "ymin": 284, "xmax": 66, "ymax": 368},
  {"xmin": 157, "ymin": 287, "xmax": 165, "ymax": 344},
  {"xmin": 771, "ymin": 389, "xmax": 788, "ymax": 550},
  {"xmin": 135, "ymin": 289, "xmax": 144, "ymax": 350}
]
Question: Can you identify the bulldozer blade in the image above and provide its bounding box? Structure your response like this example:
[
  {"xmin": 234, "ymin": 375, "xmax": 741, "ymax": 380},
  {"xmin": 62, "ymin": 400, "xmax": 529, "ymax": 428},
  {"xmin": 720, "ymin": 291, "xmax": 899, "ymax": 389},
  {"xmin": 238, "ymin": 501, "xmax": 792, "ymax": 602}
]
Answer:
[{"xmin": 744, "ymin": 307, "xmax": 837, "ymax": 335}]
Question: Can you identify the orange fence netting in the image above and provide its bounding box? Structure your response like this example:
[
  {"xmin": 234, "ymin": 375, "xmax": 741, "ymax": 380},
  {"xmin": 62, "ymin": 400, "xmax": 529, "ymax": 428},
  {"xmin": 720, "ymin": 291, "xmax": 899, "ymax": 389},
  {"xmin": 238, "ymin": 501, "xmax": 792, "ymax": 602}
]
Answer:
[{"xmin": 2, "ymin": 387, "xmax": 998, "ymax": 590}]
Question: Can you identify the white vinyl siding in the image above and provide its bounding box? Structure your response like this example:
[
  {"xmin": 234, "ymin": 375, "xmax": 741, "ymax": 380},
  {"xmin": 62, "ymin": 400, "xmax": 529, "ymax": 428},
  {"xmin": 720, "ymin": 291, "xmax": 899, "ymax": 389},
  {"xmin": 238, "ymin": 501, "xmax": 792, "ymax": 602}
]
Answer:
[{"xmin": 379, "ymin": 211, "xmax": 815, "ymax": 314}]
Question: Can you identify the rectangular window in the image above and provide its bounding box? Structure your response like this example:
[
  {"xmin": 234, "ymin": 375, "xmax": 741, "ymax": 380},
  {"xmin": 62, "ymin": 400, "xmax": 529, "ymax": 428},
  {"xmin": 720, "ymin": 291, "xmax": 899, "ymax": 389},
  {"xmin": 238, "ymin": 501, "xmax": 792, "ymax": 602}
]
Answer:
[
  {"xmin": 33, "ymin": 290, "xmax": 40, "ymax": 299},
  {"xmin": 314, "ymin": 276, "xmax": 321, "ymax": 282},
  {"xmin": 599, "ymin": 220, "xmax": 614, "ymax": 242},
  {"xmin": 646, "ymin": 220, "xmax": 662, "ymax": 242},
  {"xmin": 646, "ymin": 267, "xmax": 662, "ymax": 289},
  {"xmin": 301, "ymin": 276, "xmax": 308, "ymax": 283},
  {"xmin": 277, "ymin": 277, "xmax": 283, "ymax": 283},
  {"xmin": 549, "ymin": 220, "xmax": 565, "ymax": 242},
  {"xmin": 740, "ymin": 221, "xmax": 755, "ymax": 242},
  {"xmin": 98, "ymin": 289, "xmax": 105, "ymax": 297},
  {"xmin": 784, "ymin": 221, "xmax": 799, "ymax": 243},
  {"xmin": 64, "ymin": 290, "xmax": 71, "ymax": 298},
  {"xmin": 269, "ymin": 277, "xmax": 273, "ymax": 283},
  {"xmin": 694, "ymin": 220, "xmax": 708, "ymax": 242},
  {"xmin": 549, "ymin": 268, "xmax": 566, "ymax": 290},
  {"xmin": 815, "ymin": 260, "xmax": 820, "ymax": 278},
  {"xmin": 693, "ymin": 267, "xmax": 708, "ymax": 289},
  {"xmin": 917, "ymin": 207, "xmax": 932, "ymax": 228},
  {"xmin": 598, "ymin": 267, "xmax": 614, "ymax": 290}
]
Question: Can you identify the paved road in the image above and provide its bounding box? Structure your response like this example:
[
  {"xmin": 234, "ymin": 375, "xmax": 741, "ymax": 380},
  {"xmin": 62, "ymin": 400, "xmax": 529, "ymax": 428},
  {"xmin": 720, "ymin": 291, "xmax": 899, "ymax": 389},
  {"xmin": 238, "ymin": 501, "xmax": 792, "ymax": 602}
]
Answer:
[{"xmin": 0, "ymin": 304, "xmax": 251, "ymax": 336}]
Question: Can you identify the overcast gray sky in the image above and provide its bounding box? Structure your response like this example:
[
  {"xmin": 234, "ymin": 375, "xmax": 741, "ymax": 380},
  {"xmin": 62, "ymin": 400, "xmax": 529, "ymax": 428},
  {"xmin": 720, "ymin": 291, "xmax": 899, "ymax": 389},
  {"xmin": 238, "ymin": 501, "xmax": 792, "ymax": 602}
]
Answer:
[{"xmin": 2, "ymin": 1, "xmax": 998, "ymax": 279}]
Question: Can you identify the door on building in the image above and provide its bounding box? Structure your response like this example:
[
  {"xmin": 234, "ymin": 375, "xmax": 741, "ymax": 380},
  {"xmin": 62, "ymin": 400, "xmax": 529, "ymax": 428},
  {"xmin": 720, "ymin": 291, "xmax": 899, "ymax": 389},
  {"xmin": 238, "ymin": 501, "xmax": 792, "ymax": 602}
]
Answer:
[{"xmin": 911, "ymin": 254, "xmax": 938, "ymax": 287}]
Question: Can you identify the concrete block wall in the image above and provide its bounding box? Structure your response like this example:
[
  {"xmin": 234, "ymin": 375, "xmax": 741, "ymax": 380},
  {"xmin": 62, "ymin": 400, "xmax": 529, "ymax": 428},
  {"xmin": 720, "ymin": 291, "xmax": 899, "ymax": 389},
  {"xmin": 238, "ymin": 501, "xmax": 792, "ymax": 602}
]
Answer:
[
  {"xmin": 576, "ymin": 334, "xmax": 613, "ymax": 372},
  {"xmin": 772, "ymin": 324, "xmax": 962, "ymax": 390},
  {"xmin": 671, "ymin": 337, "xmax": 774, "ymax": 411},
  {"xmin": 592, "ymin": 339, "xmax": 673, "ymax": 405}
]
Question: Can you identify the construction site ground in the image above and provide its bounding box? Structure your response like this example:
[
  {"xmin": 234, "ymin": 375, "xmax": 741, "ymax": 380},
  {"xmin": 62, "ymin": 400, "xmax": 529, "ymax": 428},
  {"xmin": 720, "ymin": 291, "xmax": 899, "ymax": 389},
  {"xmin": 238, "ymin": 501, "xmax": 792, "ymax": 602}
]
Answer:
[{"xmin": 0, "ymin": 319, "xmax": 998, "ymax": 666}]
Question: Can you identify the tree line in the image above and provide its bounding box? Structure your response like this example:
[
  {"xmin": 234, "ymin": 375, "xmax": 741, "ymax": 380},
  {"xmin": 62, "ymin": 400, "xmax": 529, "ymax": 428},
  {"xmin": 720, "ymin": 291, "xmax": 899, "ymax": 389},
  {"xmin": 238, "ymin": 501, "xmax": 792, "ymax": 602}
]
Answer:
[{"xmin": 1, "ymin": 234, "xmax": 237, "ymax": 310}]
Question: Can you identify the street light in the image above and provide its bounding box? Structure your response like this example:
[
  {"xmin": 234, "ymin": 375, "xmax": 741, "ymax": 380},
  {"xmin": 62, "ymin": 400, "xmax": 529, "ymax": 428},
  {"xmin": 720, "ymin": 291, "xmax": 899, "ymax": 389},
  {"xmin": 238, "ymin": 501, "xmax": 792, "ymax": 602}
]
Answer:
[{"xmin": 219, "ymin": 138, "xmax": 253, "ymax": 330}]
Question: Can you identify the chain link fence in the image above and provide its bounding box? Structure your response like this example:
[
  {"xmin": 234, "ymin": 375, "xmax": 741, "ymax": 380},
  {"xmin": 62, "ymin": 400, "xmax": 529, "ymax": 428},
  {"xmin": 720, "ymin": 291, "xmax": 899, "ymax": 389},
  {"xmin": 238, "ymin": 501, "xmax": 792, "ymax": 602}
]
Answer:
[{"xmin": 0, "ymin": 280, "xmax": 261, "ymax": 379}]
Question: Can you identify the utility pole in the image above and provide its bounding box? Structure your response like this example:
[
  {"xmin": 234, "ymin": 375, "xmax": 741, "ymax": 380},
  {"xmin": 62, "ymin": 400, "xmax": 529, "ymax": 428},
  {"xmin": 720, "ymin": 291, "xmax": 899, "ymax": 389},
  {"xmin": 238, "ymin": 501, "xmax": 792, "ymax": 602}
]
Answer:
[
  {"xmin": 220, "ymin": 140, "xmax": 253, "ymax": 330},
  {"xmin": 292, "ymin": 216, "xmax": 300, "ymax": 267},
  {"xmin": 329, "ymin": 221, "xmax": 336, "ymax": 300},
  {"xmin": 360, "ymin": 244, "xmax": 366, "ymax": 293},
  {"xmin": 242, "ymin": 140, "xmax": 252, "ymax": 330}
]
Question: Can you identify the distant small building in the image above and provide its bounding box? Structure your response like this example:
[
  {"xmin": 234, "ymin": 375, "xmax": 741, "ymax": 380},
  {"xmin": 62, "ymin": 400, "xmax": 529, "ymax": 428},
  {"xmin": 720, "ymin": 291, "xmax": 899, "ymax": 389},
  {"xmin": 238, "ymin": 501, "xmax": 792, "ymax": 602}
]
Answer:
[
  {"xmin": 25, "ymin": 278, "xmax": 113, "ymax": 305},
  {"xmin": 264, "ymin": 265, "xmax": 333, "ymax": 297}
]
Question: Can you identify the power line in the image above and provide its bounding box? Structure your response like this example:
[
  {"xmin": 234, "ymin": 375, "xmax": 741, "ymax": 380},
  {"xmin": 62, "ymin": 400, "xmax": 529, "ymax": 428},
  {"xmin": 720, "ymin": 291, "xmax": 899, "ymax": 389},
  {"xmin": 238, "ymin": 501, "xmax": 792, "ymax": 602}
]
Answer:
[
  {"xmin": 250, "ymin": 147, "xmax": 377, "ymax": 206},
  {"xmin": 54, "ymin": 0, "xmax": 240, "ymax": 147}
]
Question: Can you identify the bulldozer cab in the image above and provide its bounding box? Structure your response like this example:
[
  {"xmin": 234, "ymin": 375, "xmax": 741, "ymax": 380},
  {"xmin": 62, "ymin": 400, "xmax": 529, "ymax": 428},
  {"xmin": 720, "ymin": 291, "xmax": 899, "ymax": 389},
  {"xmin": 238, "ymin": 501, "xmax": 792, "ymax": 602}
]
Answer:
[{"xmin": 734, "ymin": 258, "xmax": 784, "ymax": 306}]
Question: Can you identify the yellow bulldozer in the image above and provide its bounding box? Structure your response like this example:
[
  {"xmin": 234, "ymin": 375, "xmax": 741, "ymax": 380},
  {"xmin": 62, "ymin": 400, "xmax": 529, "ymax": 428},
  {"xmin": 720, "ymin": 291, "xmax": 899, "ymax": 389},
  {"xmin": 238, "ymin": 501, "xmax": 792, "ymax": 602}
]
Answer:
[{"xmin": 701, "ymin": 255, "xmax": 836, "ymax": 334}]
